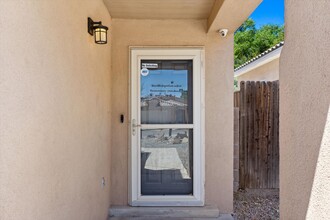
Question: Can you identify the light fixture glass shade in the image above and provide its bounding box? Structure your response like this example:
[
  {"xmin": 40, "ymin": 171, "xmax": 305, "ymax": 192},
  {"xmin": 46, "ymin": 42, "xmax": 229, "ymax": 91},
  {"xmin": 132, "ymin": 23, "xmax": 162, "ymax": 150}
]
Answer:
[{"xmin": 94, "ymin": 25, "xmax": 108, "ymax": 44}]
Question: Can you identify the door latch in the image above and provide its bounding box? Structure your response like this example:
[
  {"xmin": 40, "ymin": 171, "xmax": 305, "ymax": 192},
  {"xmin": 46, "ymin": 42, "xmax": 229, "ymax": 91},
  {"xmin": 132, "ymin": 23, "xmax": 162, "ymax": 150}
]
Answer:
[{"xmin": 132, "ymin": 119, "xmax": 141, "ymax": 136}]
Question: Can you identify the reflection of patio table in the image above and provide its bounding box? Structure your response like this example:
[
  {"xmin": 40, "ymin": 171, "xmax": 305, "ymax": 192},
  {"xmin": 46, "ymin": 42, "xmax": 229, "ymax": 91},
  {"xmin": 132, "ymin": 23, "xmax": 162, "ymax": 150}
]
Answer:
[{"xmin": 142, "ymin": 147, "xmax": 190, "ymax": 179}]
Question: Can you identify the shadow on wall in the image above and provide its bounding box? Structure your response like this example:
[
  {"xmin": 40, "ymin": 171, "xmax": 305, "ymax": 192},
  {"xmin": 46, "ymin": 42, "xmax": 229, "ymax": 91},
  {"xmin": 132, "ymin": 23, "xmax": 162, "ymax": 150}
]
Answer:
[
  {"xmin": 281, "ymin": 101, "xmax": 330, "ymax": 219},
  {"xmin": 306, "ymin": 105, "xmax": 330, "ymax": 218}
]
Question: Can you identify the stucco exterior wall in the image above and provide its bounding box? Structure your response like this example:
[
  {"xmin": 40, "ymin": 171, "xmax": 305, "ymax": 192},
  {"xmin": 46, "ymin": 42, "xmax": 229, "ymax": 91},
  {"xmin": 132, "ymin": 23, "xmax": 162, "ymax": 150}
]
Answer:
[
  {"xmin": 237, "ymin": 58, "xmax": 279, "ymax": 83},
  {"xmin": 0, "ymin": 1, "xmax": 112, "ymax": 220},
  {"xmin": 280, "ymin": 0, "xmax": 330, "ymax": 219},
  {"xmin": 110, "ymin": 19, "xmax": 233, "ymax": 212}
]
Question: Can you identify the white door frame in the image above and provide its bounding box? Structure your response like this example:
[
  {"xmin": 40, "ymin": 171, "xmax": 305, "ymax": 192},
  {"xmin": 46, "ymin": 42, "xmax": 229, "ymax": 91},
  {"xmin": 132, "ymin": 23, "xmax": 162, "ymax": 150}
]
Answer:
[{"xmin": 129, "ymin": 47, "xmax": 205, "ymax": 206}]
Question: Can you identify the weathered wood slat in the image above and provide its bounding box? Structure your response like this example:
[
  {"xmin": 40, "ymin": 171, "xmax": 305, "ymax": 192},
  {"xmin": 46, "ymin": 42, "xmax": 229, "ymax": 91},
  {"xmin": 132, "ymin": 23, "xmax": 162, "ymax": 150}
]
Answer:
[
  {"xmin": 244, "ymin": 82, "xmax": 249, "ymax": 188},
  {"xmin": 267, "ymin": 82, "xmax": 274, "ymax": 188},
  {"xmin": 247, "ymin": 82, "xmax": 253, "ymax": 188},
  {"xmin": 254, "ymin": 82, "xmax": 260, "ymax": 188},
  {"xmin": 250, "ymin": 82, "xmax": 256, "ymax": 188},
  {"xmin": 234, "ymin": 91, "xmax": 240, "ymax": 108},
  {"xmin": 246, "ymin": 82, "xmax": 251, "ymax": 188},
  {"xmin": 260, "ymin": 82, "xmax": 268, "ymax": 188},
  {"xmin": 273, "ymin": 81, "xmax": 280, "ymax": 188},
  {"xmin": 239, "ymin": 81, "xmax": 245, "ymax": 189}
]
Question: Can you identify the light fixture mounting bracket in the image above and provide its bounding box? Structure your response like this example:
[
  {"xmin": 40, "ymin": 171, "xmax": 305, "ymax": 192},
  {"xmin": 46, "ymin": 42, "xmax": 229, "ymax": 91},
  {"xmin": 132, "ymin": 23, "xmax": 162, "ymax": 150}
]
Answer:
[{"xmin": 88, "ymin": 17, "xmax": 102, "ymax": 36}]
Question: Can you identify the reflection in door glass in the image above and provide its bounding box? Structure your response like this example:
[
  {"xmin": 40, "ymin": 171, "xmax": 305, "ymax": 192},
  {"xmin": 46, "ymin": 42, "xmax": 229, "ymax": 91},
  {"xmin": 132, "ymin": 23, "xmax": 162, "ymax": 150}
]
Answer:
[
  {"xmin": 141, "ymin": 129, "xmax": 193, "ymax": 195},
  {"xmin": 140, "ymin": 60, "xmax": 193, "ymax": 124}
]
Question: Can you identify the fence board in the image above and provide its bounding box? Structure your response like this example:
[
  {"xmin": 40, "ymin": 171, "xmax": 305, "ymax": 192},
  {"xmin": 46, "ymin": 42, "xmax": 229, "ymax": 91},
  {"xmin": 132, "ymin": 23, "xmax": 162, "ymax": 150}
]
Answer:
[
  {"xmin": 247, "ymin": 82, "xmax": 253, "ymax": 187},
  {"xmin": 267, "ymin": 82, "xmax": 274, "ymax": 188},
  {"xmin": 234, "ymin": 91, "xmax": 240, "ymax": 108},
  {"xmin": 273, "ymin": 81, "xmax": 280, "ymax": 188},
  {"xmin": 239, "ymin": 82, "xmax": 245, "ymax": 189},
  {"xmin": 237, "ymin": 81, "xmax": 279, "ymax": 189}
]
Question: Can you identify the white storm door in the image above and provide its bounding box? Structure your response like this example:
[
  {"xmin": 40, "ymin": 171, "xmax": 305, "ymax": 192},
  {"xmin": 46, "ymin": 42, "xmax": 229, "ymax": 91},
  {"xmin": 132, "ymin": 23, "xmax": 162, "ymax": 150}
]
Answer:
[{"xmin": 130, "ymin": 48, "xmax": 205, "ymax": 206}]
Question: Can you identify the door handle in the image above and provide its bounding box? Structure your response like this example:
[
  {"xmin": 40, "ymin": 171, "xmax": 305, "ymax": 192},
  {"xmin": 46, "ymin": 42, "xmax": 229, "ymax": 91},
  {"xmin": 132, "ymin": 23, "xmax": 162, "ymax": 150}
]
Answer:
[{"xmin": 132, "ymin": 119, "xmax": 141, "ymax": 136}]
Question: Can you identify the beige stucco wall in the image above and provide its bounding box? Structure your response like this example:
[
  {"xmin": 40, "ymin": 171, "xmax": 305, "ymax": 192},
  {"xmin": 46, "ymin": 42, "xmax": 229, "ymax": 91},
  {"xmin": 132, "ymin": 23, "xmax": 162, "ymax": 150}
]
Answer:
[
  {"xmin": 237, "ymin": 58, "xmax": 279, "ymax": 83},
  {"xmin": 280, "ymin": 0, "xmax": 330, "ymax": 219},
  {"xmin": 0, "ymin": 1, "xmax": 112, "ymax": 220},
  {"xmin": 110, "ymin": 19, "xmax": 233, "ymax": 212}
]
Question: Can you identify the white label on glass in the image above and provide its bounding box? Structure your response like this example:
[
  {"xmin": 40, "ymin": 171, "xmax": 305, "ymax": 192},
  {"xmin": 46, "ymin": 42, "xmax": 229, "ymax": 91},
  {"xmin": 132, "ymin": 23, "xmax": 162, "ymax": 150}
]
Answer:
[{"xmin": 142, "ymin": 63, "xmax": 158, "ymax": 69}]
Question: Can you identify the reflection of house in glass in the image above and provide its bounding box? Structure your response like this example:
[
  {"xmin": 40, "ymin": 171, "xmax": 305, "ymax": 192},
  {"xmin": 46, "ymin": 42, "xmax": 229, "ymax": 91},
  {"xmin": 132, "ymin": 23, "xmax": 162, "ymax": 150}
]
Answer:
[
  {"xmin": 140, "ymin": 128, "xmax": 193, "ymax": 195},
  {"xmin": 141, "ymin": 95, "xmax": 190, "ymax": 124}
]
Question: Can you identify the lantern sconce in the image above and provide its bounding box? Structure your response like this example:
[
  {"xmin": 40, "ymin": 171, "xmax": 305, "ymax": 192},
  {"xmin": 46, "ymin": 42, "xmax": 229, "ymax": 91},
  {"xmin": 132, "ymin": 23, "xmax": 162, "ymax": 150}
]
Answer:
[{"xmin": 88, "ymin": 17, "xmax": 108, "ymax": 44}]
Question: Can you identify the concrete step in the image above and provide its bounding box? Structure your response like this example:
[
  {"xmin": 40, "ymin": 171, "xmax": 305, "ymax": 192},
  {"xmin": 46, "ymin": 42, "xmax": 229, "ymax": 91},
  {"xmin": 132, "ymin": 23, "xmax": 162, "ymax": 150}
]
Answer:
[
  {"xmin": 109, "ymin": 216, "xmax": 234, "ymax": 220},
  {"xmin": 109, "ymin": 217, "xmax": 233, "ymax": 220},
  {"xmin": 109, "ymin": 206, "xmax": 233, "ymax": 219}
]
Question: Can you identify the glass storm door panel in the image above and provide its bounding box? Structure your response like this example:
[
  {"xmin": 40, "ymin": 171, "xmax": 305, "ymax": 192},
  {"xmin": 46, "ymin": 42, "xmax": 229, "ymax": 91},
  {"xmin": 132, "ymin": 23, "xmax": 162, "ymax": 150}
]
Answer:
[
  {"xmin": 141, "ymin": 129, "xmax": 193, "ymax": 195},
  {"xmin": 140, "ymin": 60, "xmax": 193, "ymax": 125},
  {"xmin": 130, "ymin": 48, "xmax": 204, "ymax": 206},
  {"xmin": 140, "ymin": 60, "xmax": 193, "ymax": 195}
]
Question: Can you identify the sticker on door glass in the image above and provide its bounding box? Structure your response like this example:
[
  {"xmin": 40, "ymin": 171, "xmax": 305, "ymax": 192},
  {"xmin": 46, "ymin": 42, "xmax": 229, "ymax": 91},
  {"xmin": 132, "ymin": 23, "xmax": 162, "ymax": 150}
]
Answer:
[
  {"xmin": 141, "ymin": 68, "xmax": 149, "ymax": 76},
  {"xmin": 142, "ymin": 63, "xmax": 158, "ymax": 69}
]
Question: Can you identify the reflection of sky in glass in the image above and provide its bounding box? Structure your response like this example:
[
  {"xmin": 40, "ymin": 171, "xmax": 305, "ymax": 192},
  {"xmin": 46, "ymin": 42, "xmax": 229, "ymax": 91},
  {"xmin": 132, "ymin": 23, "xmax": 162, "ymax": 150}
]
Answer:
[{"xmin": 141, "ymin": 69, "xmax": 187, "ymax": 98}]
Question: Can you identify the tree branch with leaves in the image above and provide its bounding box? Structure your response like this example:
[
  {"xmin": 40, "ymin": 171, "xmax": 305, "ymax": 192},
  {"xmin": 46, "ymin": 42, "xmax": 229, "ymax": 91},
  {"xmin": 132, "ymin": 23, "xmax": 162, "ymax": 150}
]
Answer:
[{"xmin": 234, "ymin": 18, "xmax": 284, "ymax": 69}]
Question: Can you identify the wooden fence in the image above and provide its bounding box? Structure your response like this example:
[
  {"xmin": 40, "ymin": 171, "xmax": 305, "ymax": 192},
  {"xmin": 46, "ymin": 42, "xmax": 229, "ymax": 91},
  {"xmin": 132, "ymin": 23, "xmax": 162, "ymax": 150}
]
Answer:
[{"xmin": 237, "ymin": 81, "xmax": 279, "ymax": 189}]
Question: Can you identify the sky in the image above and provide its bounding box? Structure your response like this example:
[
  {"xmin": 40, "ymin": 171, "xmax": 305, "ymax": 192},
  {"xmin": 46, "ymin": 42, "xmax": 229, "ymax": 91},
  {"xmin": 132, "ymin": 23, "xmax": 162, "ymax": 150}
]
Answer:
[{"xmin": 249, "ymin": 0, "xmax": 285, "ymax": 28}]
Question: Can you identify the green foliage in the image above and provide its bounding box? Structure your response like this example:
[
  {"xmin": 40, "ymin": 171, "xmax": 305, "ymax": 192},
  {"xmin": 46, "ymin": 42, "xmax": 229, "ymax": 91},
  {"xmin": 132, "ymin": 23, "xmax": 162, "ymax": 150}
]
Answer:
[
  {"xmin": 234, "ymin": 18, "xmax": 284, "ymax": 68},
  {"xmin": 234, "ymin": 77, "xmax": 239, "ymax": 91}
]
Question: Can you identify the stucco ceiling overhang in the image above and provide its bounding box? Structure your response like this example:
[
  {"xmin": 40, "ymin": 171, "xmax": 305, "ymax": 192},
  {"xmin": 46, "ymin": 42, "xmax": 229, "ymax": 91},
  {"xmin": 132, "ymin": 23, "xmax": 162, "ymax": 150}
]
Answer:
[
  {"xmin": 103, "ymin": 0, "xmax": 262, "ymax": 33},
  {"xmin": 103, "ymin": 0, "xmax": 216, "ymax": 20}
]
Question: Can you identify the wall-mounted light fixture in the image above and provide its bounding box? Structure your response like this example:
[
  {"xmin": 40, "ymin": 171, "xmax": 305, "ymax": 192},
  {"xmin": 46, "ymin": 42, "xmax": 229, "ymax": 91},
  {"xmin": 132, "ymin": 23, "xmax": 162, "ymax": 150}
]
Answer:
[{"xmin": 88, "ymin": 17, "xmax": 108, "ymax": 44}]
